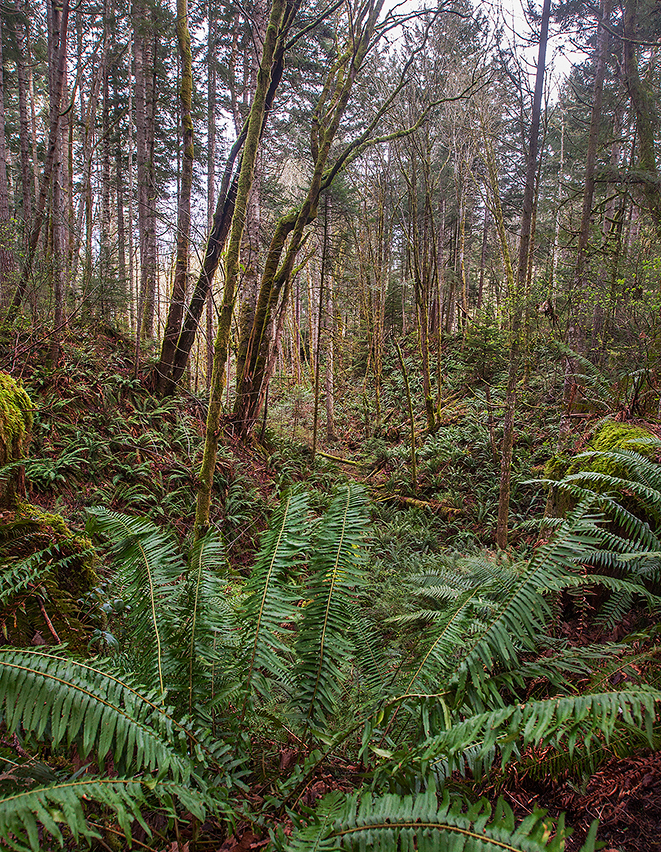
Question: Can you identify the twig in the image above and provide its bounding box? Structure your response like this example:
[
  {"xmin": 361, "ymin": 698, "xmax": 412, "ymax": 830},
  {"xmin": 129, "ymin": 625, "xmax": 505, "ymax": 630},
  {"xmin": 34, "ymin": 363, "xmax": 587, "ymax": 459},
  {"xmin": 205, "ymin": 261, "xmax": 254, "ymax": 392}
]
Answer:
[{"xmin": 37, "ymin": 597, "xmax": 62, "ymax": 644}]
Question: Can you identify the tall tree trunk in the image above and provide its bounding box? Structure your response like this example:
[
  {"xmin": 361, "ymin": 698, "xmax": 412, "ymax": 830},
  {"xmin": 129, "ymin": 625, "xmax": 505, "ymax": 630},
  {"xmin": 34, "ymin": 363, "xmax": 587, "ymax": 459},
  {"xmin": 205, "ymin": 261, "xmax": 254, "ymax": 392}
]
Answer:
[
  {"xmin": 195, "ymin": 0, "xmax": 289, "ymax": 536},
  {"xmin": 496, "ymin": 0, "xmax": 550, "ymax": 549},
  {"xmin": 233, "ymin": 0, "xmax": 387, "ymax": 438},
  {"xmin": 0, "ymin": 13, "xmax": 14, "ymax": 302},
  {"xmin": 49, "ymin": 0, "xmax": 67, "ymax": 357},
  {"xmin": 156, "ymin": 0, "xmax": 296, "ymax": 395},
  {"xmin": 325, "ymin": 267, "xmax": 336, "ymax": 442},
  {"xmin": 206, "ymin": 0, "xmax": 216, "ymax": 388},
  {"xmin": 622, "ymin": 0, "xmax": 661, "ymax": 235},
  {"xmin": 13, "ymin": 12, "xmax": 33, "ymax": 236},
  {"xmin": 133, "ymin": 0, "xmax": 158, "ymax": 344},
  {"xmin": 9, "ymin": 0, "xmax": 70, "ymax": 317},
  {"xmin": 154, "ymin": 0, "xmax": 194, "ymax": 394},
  {"xmin": 575, "ymin": 0, "xmax": 611, "ymax": 281}
]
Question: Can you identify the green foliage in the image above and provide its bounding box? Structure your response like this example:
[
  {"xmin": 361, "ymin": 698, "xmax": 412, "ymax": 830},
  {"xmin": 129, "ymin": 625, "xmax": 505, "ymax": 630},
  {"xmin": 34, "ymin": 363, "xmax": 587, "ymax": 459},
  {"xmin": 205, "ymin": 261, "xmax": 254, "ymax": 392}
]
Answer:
[
  {"xmin": 0, "ymin": 649, "xmax": 194, "ymax": 780},
  {"xmin": 240, "ymin": 488, "xmax": 310, "ymax": 713},
  {"xmin": 294, "ymin": 485, "xmax": 369, "ymax": 729},
  {"xmin": 0, "ymin": 777, "xmax": 205, "ymax": 852},
  {"xmin": 282, "ymin": 787, "xmax": 598, "ymax": 851},
  {"xmin": 1, "ymin": 481, "xmax": 660, "ymax": 850}
]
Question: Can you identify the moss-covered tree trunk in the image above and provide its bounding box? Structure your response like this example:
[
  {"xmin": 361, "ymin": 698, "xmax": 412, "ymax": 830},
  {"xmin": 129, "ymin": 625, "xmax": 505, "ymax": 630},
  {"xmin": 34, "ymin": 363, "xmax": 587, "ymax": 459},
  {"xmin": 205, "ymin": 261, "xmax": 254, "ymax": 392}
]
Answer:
[
  {"xmin": 194, "ymin": 0, "xmax": 288, "ymax": 537},
  {"xmin": 232, "ymin": 1, "xmax": 386, "ymax": 437},
  {"xmin": 154, "ymin": 0, "xmax": 194, "ymax": 395},
  {"xmin": 622, "ymin": 0, "xmax": 661, "ymax": 236}
]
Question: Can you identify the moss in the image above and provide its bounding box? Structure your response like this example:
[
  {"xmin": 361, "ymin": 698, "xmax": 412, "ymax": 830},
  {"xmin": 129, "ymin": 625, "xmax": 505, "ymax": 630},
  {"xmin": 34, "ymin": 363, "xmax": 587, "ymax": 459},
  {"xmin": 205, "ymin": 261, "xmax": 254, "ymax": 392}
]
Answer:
[
  {"xmin": 545, "ymin": 420, "xmax": 659, "ymax": 518},
  {"xmin": 590, "ymin": 420, "xmax": 655, "ymax": 455},
  {"xmin": 543, "ymin": 454, "xmax": 571, "ymax": 482},
  {"xmin": 570, "ymin": 420, "xmax": 657, "ymax": 479},
  {"xmin": 0, "ymin": 372, "xmax": 33, "ymax": 465},
  {"xmin": 0, "ymin": 504, "xmax": 98, "ymax": 649}
]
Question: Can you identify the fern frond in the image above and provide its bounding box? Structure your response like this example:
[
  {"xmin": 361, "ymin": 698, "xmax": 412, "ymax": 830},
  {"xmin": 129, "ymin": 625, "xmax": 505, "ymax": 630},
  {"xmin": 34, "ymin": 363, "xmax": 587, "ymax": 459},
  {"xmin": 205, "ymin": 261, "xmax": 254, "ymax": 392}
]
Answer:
[
  {"xmin": 175, "ymin": 529, "xmax": 233, "ymax": 715},
  {"xmin": 294, "ymin": 485, "xmax": 369, "ymax": 730},
  {"xmin": 348, "ymin": 603, "xmax": 387, "ymax": 698},
  {"xmin": 0, "ymin": 545, "xmax": 94, "ymax": 609},
  {"xmin": 282, "ymin": 787, "xmax": 593, "ymax": 851},
  {"xmin": 390, "ymin": 688, "xmax": 661, "ymax": 784},
  {"xmin": 240, "ymin": 489, "xmax": 310, "ymax": 717},
  {"xmin": 0, "ymin": 648, "xmax": 196, "ymax": 781},
  {"xmin": 449, "ymin": 508, "xmax": 602, "ymax": 702},
  {"xmin": 87, "ymin": 508, "xmax": 186, "ymax": 698},
  {"xmin": 0, "ymin": 776, "xmax": 206, "ymax": 852}
]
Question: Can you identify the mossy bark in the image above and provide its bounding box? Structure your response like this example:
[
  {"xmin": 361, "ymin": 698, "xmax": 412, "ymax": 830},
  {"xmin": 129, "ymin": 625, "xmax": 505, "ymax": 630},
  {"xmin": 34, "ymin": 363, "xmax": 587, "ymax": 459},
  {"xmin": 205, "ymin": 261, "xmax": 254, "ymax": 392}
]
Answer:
[
  {"xmin": 195, "ymin": 0, "xmax": 288, "ymax": 537},
  {"xmin": 154, "ymin": 0, "xmax": 194, "ymax": 395},
  {"xmin": 0, "ymin": 372, "xmax": 33, "ymax": 507}
]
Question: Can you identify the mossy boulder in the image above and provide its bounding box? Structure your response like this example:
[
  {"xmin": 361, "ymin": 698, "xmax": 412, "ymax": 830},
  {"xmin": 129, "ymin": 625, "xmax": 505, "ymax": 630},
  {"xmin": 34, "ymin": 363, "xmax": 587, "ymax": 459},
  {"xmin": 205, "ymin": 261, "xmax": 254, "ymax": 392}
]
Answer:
[
  {"xmin": 0, "ymin": 372, "xmax": 33, "ymax": 507},
  {"xmin": 544, "ymin": 420, "xmax": 659, "ymax": 517},
  {"xmin": 0, "ymin": 503, "xmax": 97, "ymax": 649}
]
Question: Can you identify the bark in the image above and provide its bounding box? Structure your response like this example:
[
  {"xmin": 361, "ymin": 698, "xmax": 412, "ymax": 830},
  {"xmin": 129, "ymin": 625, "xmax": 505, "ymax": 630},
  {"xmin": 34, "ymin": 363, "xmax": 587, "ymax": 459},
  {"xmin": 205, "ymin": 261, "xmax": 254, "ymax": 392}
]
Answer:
[
  {"xmin": 0, "ymin": 13, "xmax": 14, "ymax": 301},
  {"xmin": 9, "ymin": 0, "xmax": 70, "ymax": 316},
  {"xmin": 13, "ymin": 12, "xmax": 33, "ymax": 232},
  {"xmin": 325, "ymin": 269, "xmax": 336, "ymax": 442},
  {"xmin": 496, "ymin": 0, "xmax": 550, "ymax": 550},
  {"xmin": 195, "ymin": 0, "xmax": 289, "ymax": 537},
  {"xmin": 575, "ymin": 0, "xmax": 612, "ymax": 282},
  {"xmin": 156, "ymin": 4, "xmax": 294, "ymax": 396},
  {"xmin": 560, "ymin": 0, "xmax": 611, "ymax": 438},
  {"xmin": 233, "ymin": 1, "xmax": 387, "ymax": 437},
  {"xmin": 622, "ymin": 0, "xmax": 661, "ymax": 235},
  {"xmin": 206, "ymin": 0, "xmax": 216, "ymax": 387},
  {"xmin": 154, "ymin": 0, "xmax": 194, "ymax": 394},
  {"xmin": 312, "ymin": 196, "xmax": 329, "ymax": 460},
  {"xmin": 133, "ymin": 0, "xmax": 158, "ymax": 342}
]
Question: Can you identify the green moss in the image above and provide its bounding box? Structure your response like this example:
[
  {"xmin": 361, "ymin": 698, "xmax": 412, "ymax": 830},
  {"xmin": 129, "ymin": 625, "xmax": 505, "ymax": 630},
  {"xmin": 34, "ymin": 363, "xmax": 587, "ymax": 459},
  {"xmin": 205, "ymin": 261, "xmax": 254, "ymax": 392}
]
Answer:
[
  {"xmin": 0, "ymin": 372, "xmax": 33, "ymax": 465},
  {"xmin": 0, "ymin": 504, "xmax": 98, "ymax": 648},
  {"xmin": 570, "ymin": 420, "xmax": 657, "ymax": 479},
  {"xmin": 590, "ymin": 420, "xmax": 655, "ymax": 455},
  {"xmin": 543, "ymin": 454, "xmax": 571, "ymax": 482},
  {"xmin": 545, "ymin": 420, "xmax": 659, "ymax": 518}
]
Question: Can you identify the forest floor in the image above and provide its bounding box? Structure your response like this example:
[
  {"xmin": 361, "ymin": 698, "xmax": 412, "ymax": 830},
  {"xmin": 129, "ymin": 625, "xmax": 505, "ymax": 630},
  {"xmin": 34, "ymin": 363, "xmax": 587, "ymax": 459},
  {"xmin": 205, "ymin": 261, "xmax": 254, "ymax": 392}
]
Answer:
[{"xmin": 4, "ymin": 325, "xmax": 661, "ymax": 852}]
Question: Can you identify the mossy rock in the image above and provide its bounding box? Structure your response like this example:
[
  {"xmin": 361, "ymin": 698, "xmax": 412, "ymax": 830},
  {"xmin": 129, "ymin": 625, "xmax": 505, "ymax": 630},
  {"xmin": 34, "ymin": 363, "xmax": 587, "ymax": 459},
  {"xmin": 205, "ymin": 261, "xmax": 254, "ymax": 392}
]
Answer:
[
  {"xmin": 0, "ymin": 503, "xmax": 98, "ymax": 649},
  {"xmin": 0, "ymin": 372, "xmax": 33, "ymax": 507},
  {"xmin": 545, "ymin": 420, "xmax": 659, "ymax": 517}
]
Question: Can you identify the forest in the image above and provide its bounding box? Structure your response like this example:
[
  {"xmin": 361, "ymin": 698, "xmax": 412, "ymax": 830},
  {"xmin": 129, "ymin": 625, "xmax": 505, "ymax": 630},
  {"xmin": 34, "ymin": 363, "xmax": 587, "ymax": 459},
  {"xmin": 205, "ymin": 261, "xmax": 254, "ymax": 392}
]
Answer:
[{"xmin": 1, "ymin": 0, "xmax": 661, "ymax": 848}]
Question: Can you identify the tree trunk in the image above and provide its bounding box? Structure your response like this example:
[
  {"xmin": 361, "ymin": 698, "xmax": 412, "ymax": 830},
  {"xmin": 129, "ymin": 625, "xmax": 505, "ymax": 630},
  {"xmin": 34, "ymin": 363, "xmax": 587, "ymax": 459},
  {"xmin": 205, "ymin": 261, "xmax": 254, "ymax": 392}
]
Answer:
[
  {"xmin": 154, "ymin": 0, "xmax": 194, "ymax": 394},
  {"xmin": 0, "ymin": 13, "xmax": 14, "ymax": 302},
  {"xmin": 622, "ymin": 0, "xmax": 661, "ymax": 236},
  {"xmin": 575, "ymin": 0, "xmax": 611, "ymax": 282},
  {"xmin": 13, "ymin": 12, "xmax": 33, "ymax": 235},
  {"xmin": 155, "ymin": 3, "xmax": 293, "ymax": 396},
  {"xmin": 496, "ymin": 0, "xmax": 550, "ymax": 550},
  {"xmin": 9, "ymin": 0, "xmax": 70, "ymax": 317},
  {"xmin": 195, "ymin": 0, "xmax": 290, "ymax": 536},
  {"xmin": 133, "ymin": 0, "xmax": 158, "ymax": 344}
]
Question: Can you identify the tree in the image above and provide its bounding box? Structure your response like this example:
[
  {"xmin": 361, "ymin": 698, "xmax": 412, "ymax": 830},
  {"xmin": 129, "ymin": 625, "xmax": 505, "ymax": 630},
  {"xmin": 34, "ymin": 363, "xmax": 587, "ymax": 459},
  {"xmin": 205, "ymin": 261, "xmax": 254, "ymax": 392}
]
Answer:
[
  {"xmin": 496, "ymin": 0, "xmax": 551, "ymax": 550},
  {"xmin": 195, "ymin": 0, "xmax": 294, "ymax": 537},
  {"xmin": 154, "ymin": 0, "xmax": 194, "ymax": 394}
]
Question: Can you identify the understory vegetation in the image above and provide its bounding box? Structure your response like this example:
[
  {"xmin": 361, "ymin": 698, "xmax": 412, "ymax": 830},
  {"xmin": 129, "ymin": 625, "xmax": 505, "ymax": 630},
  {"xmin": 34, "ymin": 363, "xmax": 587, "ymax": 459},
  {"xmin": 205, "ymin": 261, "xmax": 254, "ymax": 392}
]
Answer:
[
  {"xmin": 2, "ymin": 0, "xmax": 661, "ymax": 846},
  {"xmin": 1, "ymin": 329, "xmax": 661, "ymax": 852}
]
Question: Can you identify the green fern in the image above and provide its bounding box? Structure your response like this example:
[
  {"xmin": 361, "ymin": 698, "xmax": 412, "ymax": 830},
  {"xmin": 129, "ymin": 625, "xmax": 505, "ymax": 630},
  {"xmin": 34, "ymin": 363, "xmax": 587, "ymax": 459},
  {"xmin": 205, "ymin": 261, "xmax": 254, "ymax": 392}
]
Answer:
[
  {"xmin": 87, "ymin": 508, "xmax": 185, "ymax": 699},
  {"xmin": 378, "ymin": 688, "xmax": 661, "ymax": 790},
  {"xmin": 240, "ymin": 488, "xmax": 310, "ymax": 718},
  {"xmin": 0, "ymin": 648, "xmax": 196, "ymax": 781},
  {"xmin": 281, "ymin": 786, "xmax": 597, "ymax": 851},
  {"xmin": 0, "ymin": 776, "xmax": 206, "ymax": 852},
  {"xmin": 294, "ymin": 485, "xmax": 369, "ymax": 730}
]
